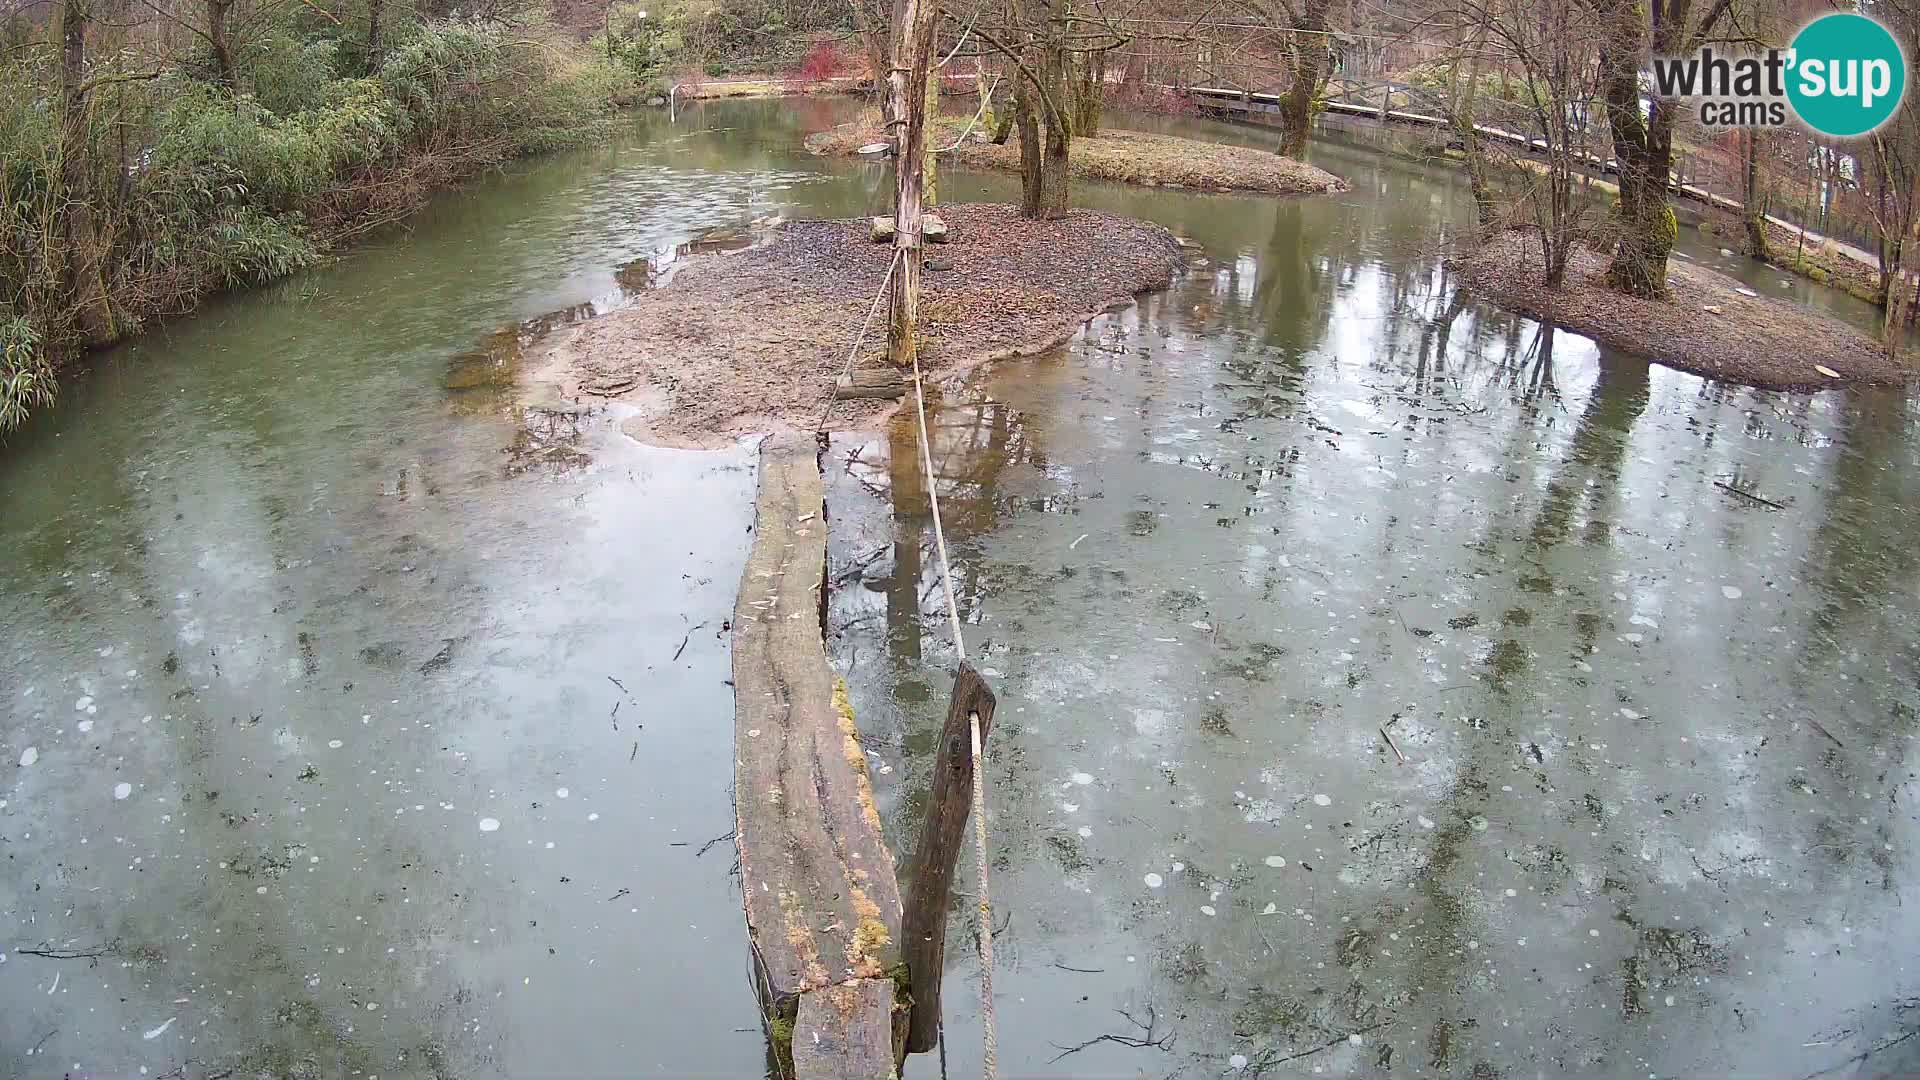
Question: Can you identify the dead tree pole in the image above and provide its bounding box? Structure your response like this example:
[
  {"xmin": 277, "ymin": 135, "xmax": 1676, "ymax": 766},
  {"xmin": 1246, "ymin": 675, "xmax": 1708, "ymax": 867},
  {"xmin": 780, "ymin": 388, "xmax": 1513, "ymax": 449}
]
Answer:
[
  {"xmin": 887, "ymin": 0, "xmax": 939, "ymax": 367},
  {"xmin": 901, "ymin": 662, "xmax": 996, "ymax": 1054}
]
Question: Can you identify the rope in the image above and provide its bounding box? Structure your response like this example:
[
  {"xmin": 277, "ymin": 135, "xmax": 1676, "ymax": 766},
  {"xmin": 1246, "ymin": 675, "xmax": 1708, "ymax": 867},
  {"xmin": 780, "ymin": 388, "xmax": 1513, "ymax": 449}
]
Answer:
[
  {"xmin": 968, "ymin": 700, "xmax": 997, "ymax": 1078},
  {"xmin": 907, "ymin": 347, "xmax": 997, "ymax": 1078},
  {"xmin": 816, "ymin": 250, "xmax": 905, "ymax": 431},
  {"xmin": 819, "ymin": 210, "xmax": 998, "ymax": 1074},
  {"xmin": 908, "ymin": 354, "xmax": 966, "ymax": 661},
  {"xmin": 936, "ymin": 75, "xmax": 1001, "ymax": 154}
]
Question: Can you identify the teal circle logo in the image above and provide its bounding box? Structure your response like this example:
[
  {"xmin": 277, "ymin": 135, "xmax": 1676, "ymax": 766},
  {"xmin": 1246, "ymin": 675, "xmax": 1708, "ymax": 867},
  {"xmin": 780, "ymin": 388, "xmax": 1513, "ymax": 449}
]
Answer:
[{"xmin": 1787, "ymin": 13, "xmax": 1906, "ymax": 137}]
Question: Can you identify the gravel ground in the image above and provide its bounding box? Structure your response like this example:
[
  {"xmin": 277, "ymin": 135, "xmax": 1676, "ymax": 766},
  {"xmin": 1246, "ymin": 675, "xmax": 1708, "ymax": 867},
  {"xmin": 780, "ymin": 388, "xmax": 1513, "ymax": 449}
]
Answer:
[
  {"xmin": 1452, "ymin": 230, "xmax": 1915, "ymax": 389},
  {"xmin": 523, "ymin": 204, "xmax": 1184, "ymax": 446},
  {"xmin": 807, "ymin": 120, "xmax": 1348, "ymax": 196}
]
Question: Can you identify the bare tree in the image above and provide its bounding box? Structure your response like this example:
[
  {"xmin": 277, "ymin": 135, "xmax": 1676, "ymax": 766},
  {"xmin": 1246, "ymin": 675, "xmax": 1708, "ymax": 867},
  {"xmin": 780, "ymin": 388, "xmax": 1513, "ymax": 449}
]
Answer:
[
  {"xmin": 1741, "ymin": 129, "xmax": 1768, "ymax": 260},
  {"xmin": 1441, "ymin": 0, "xmax": 1606, "ymax": 285},
  {"xmin": 1275, "ymin": 0, "xmax": 1333, "ymax": 157},
  {"xmin": 1589, "ymin": 0, "xmax": 1736, "ymax": 299},
  {"xmin": 366, "ymin": 0, "xmax": 382, "ymax": 72}
]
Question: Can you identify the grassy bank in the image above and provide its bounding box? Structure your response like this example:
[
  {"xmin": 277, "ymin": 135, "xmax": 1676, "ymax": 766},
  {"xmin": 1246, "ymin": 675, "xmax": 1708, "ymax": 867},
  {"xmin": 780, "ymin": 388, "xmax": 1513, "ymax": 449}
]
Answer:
[
  {"xmin": 0, "ymin": 16, "xmax": 634, "ymax": 433},
  {"xmin": 807, "ymin": 114, "xmax": 1348, "ymax": 196}
]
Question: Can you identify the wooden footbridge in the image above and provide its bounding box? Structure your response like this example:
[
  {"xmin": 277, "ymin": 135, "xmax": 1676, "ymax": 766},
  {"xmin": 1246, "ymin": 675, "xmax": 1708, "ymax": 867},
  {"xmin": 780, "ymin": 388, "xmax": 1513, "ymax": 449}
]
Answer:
[{"xmin": 730, "ymin": 433, "xmax": 996, "ymax": 1079}]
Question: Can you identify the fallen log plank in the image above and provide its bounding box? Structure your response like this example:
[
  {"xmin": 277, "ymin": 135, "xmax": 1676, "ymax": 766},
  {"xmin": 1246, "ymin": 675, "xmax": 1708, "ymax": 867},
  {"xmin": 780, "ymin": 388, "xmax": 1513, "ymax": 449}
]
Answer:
[
  {"xmin": 733, "ymin": 431, "xmax": 905, "ymax": 1078},
  {"xmin": 792, "ymin": 978, "xmax": 900, "ymax": 1079}
]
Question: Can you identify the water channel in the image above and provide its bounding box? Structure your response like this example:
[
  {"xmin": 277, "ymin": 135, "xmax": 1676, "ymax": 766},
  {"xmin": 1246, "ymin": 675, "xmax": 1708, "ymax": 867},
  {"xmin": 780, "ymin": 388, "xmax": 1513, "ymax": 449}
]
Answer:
[{"xmin": 2, "ymin": 97, "xmax": 1916, "ymax": 1078}]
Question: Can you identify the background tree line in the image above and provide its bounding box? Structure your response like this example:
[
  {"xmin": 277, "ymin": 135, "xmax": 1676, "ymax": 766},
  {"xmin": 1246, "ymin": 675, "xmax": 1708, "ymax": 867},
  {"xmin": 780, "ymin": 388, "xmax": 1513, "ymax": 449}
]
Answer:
[{"xmin": 0, "ymin": 0, "xmax": 873, "ymax": 431}]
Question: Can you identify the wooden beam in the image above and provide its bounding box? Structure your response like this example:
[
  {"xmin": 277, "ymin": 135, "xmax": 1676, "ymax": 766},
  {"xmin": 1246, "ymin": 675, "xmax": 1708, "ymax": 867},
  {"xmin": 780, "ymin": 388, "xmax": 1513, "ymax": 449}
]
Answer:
[
  {"xmin": 732, "ymin": 432, "xmax": 906, "ymax": 1077},
  {"xmin": 901, "ymin": 662, "xmax": 997, "ymax": 1054},
  {"xmin": 792, "ymin": 978, "xmax": 900, "ymax": 1079}
]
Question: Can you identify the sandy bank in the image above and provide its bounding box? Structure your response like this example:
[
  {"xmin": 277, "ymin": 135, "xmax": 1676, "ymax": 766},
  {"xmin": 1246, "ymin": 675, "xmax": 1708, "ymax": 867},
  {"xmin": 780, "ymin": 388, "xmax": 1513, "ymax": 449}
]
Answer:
[{"xmin": 522, "ymin": 203, "xmax": 1184, "ymax": 447}]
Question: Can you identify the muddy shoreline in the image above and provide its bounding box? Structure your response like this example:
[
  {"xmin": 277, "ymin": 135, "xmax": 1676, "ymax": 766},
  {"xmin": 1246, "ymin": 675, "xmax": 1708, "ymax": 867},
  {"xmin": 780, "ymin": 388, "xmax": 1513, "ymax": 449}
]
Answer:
[
  {"xmin": 1452, "ymin": 230, "xmax": 1914, "ymax": 390},
  {"xmin": 522, "ymin": 203, "xmax": 1185, "ymax": 447},
  {"xmin": 807, "ymin": 122, "xmax": 1348, "ymax": 197}
]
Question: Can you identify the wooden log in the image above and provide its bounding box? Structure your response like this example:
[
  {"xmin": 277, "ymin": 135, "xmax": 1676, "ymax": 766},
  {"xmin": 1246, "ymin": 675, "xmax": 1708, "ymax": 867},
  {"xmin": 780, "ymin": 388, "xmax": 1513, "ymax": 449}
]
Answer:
[
  {"xmin": 835, "ymin": 368, "xmax": 907, "ymax": 400},
  {"xmin": 885, "ymin": 0, "xmax": 936, "ymax": 367},
  {"xmin": 792, "ymin": 978, "xmax": 900, "ymax": 1080},
  {"xmin": 733, "ymin": 432, "xmax": 905, "ymax": 1075},
  {"xmin": 901, "ymin": 662, "xmax": 997, "ymax": 1055}
]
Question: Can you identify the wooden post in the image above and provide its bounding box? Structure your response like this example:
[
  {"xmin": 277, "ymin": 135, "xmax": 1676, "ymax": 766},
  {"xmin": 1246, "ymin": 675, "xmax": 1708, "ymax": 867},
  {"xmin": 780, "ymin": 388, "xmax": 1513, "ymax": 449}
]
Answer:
[
  {"xmin": 733, "ymin": 434, "xmax": 906, "ymax": 1079},
  {"xmin": 887, "ymin": 0, "xmax": 938, "ymax": 367},
  {"xmin": 901, "ymin": 662, "xmax": 997, "ymax": 1054}
]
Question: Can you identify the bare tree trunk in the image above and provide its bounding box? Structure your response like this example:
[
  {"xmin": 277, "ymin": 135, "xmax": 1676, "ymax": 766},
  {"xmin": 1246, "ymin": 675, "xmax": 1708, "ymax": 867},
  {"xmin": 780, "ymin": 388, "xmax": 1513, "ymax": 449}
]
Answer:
[
  {"xmin": 1072, "ymin": 51, "xmax": 1103, "ymax": 136},
  {"xmin": 924, "ymin": 71, "xmax": 939, "ymax": 207},
  {"xmin": 1798, "ymin": 150, "xmax": 1813, "ymax": 266},
  {"xmin": 976, "ymin": 63, "xmax": 1000, "ymax": 141},
  {"xmin": 366, "ymin": 0, "xmax": 383, "ymax": 73},
  {"xmin": 1823, "ymin": 143, "xmax": 1840, "ymax": 234},
  {"xmin": 990, "ymin": 89, "xmax": 1015, "ymax": 143},
  {"xmin": 1013, "ymin": 73, "xmax": 1041, "ymax": 213},
  {"xmin": 1597, "ymin": 0, "xmax": 1675, "ymax": 300},
  {"xmin": 1742, "ymin": 129, "xmax": 1769, "ymax": 260},
  {"xmin": 1452, "ymin": 39, "xmax": 1495, "ymax": 230},
  {"xmin": 57, "ymin": 0, "xmax": 92, "ymax": 336},
  {"xmin": 1089, "ymin": 52, "xmax": 1105, "ymax": 133},
  {"xmin": 1871, "ymin": 136, "xmax": 1895, "ymax": 304},
  {"xmin": 207, "ymin": 0, "xmax": 235, "ymax": 86},
  {"xmin": 1885, "ymin": 171, "xmax": 1920, "ymax": 356},
  {"xmin": 1038, "ymin": 38, "xmax": 1070, "ymax": 217},
  {"xmin": 1278, "ymin": 0, "xmax": 1331, "ymax": 158},
  {"xmin": 886, "ymin": 0, "xmax": 937, "ymax": 367},
  {"xmin": 852, "ymin": 0, "xmax": 891, "ymax": 105}
]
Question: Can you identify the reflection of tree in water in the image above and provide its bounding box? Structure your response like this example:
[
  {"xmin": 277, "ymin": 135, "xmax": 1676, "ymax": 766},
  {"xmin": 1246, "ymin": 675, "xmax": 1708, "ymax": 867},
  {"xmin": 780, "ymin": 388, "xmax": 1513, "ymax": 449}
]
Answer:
[
  {"xmin": 1524, "ymin": 342, "xmax": 1651, "ymax": 554},
  {"xmin": 881, "ymin": 387, "xmax": 1052, "ymax": 672},
  {"xmin": 1787, "ymin": 390, "xmax": 1919, "ymax": 914},
  {"xmin": 1200, "ymin": 201, "xmax": 1341, "ymax": 427},
  {"xmin": 1410, "ymin": 280, "xmax": 1466, "ymax": 400},
  {"xmin": 1222, "ymin": 344, "xmax": 1657, "ymax": 1076},
  {"xmin": 1796, "ymin": 390, "xmax": 1918, "ymax": 670}
]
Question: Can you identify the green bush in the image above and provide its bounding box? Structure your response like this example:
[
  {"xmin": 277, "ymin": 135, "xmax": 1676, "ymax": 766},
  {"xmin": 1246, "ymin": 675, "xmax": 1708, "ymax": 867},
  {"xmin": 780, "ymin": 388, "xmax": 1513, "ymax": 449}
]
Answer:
[
  {"xmin": 599, "ymin": 3, "xmax": 681, "ymax": 88},
  {"xmin": 0, "ymin": 15, "xmax": 623, "ymax": 434},
  {"xmin": 0, "ymin": 317, "xmax": 51, "ymax": 432},
  {"xmin": 248, "ymin": 34, "xmax": 342, "ymax": 116}
]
